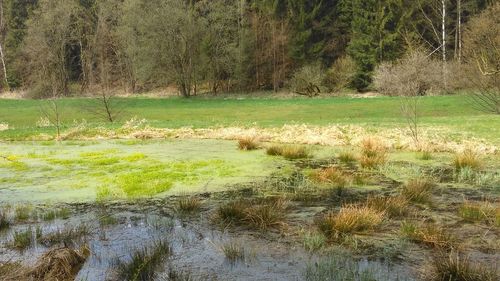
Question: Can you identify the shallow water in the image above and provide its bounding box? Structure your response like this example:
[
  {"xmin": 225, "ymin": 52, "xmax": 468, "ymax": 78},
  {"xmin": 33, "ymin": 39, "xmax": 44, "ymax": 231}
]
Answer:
[{"xmin": 0, "ymin": 139, "xmax": 287, "ymax": 203}]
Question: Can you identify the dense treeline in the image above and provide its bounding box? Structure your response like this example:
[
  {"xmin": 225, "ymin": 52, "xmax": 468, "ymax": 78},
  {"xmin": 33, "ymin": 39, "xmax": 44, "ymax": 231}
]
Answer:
[{"xmin": 0, "ymin": 0, "xmax": 497, "ymax": 97}]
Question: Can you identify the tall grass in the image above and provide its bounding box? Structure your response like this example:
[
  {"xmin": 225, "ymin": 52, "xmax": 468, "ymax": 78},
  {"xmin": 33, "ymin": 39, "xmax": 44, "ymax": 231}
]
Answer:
[
  {"xmin": 237, "ymin": 137, "xmax": 260, "ymax": 150},
  {"xmin": 114, "ymin": 240, "xmax": 171, "ymax": 281},
  {"xmin": 318, "ymin": 205, "xmax": 384, "ymax": 238},
  {"xmin": 453, "ymin": 149, "xmax": 481, "ymax": 171},
  {"xmin": 424, "ymin": 251, "xmax": 498, "ymax": 281},
  {"xmin": 401, "ymin": 178, "xmax": 435, "ymax": 203},
  {"xmin": 359, "ymin": 137, "xmax": 387, "ymax": 169}
]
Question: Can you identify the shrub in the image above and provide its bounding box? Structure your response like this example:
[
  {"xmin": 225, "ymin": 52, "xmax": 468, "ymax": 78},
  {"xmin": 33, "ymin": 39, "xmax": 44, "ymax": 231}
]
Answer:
[
  {"xmin": 401, "ymin": 178, "xmax": 435, "ymax": 203},
  {"xmin": 366, "ymin": 195, "xmax": 408, "ymax": 218},
  {"xmin": 400, "ymin": 222, "xmax": 456, "ymax": 249},
  {"xmin": 327, "ymin": 56, "xmax": 356, "ymax": 92},
  {"xmin": 453, "ymin": 149, "xmax": 481, "ymax": 171},
  {"xmin": 237, "ymin": 137, "xmax": 260, "ymax": 151},
  {"xmin": 318, "ymin": 205, "xmax": 384, "ymax": 238},
  {"xmin": 424, "ymin": 251, "xmax": 498, "ymax": 281},
  {"xmin": 359, "ymin": 137, "xmax": 387, "ymax": 169},
  {"xmin": 374, "ymin": 50, "xmax": 444, "ymax": 96},
  {"xmin": 114, "ymin": 240, "xmax": 171, "ymax": 281},
  {"xmin": 288, "ymin": 63, "xmax": 328, "ymax": 97}
]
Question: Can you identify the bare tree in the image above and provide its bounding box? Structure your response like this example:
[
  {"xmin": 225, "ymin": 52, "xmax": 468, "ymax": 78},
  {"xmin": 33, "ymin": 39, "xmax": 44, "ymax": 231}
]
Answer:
[
  {"xmin": 83, "ymin": 0, "xmax": 126, "ymax": 122},
  {"xmin": 39, "ymin": 97, "xmax": 63, "ymax": 139},
  {"xmin": 462, "ymin": 2, "xmax": 499, "ymax": 114},
  {"xmin": 0, "ymin": 0, "xmax": 8, "ymax": 88}
]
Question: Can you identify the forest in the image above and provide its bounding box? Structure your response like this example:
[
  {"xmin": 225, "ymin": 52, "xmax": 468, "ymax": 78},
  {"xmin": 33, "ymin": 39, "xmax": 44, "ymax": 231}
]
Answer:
[{"xmin": 0, "ymin": 0, "xmax": 497, "ymax": 100}]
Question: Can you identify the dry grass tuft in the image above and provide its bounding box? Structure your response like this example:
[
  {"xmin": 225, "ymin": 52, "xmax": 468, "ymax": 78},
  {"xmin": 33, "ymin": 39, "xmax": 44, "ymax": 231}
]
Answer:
[
  {"xmin": 237, "ymin": 136, "xmax": 260, "ymax": 150},
  {"xmin": 401, "ymin": 178, "xmax": 435, "ymax": 203},
  {"xmin": 214, "ymin": 200, "xmax": 249, "ymax": 225},
  {"xmin": 423, "ymin": 251, "xmax": 498, "ymax": 281},
  {"xmin": 29, "ymin": 246, "xmax": 90, "ymax": 281},
  {"xmin": 221, "ymin": 241, "xmax": 245, "ymax": 264},
  {"xmin": 266, "ymin": 144, "xmax": 310, "ymax": 159},
  {"xmin": 177, "ymin": 197, "xmax": 202, "ymax": 214},
  {"xmin": 359, "ymin": 137, "xmax": 387, "ymax": 169},
  {"xmin": 400, "ymin": 222, "xmax": 456, "ymax": 249},
  {"xmin": 366, "ymin": 195, "xmax": 408, "ymax": 218},
  {"xmin": 338, "ymin": 150, "xmax": 357, "ymax": 163},
  {"xmin": 0, "ymin": 210, "xmax": 10, "ymax": 231},
  {"xmin": 453, "ymin": 149, "xmax": 481, "ymax": 171},
  {"xmin": 458, "ymin": 200, "xmax": 496, "ymax": 223},
  {"xmin": 245, "ymin": 202, "xmax": 286, "ymax": 230},
  {"xmin": 318, "ymin": 205, "xmax": 384, "ymax": 238},
  {"xmin": 310, "ymin": 167, "xmax": 350, "ymax": 189},
  {"xmin": 214, "ymin": 198, "xmax": 287, "ymax": 230}
]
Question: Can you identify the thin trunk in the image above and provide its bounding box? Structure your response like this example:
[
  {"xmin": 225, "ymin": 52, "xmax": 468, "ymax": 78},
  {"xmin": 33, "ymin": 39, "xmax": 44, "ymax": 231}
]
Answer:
[
  {"xmin": 457, "ymin": 0, "xmax": 461, "ymax": 63},
  {"xmin": 442, "ymin": 0, "xmax": 447, "ymax": 88},
  {"xmin": 0, "ymin": 0, "xmax": 8, "ymax": 88}
]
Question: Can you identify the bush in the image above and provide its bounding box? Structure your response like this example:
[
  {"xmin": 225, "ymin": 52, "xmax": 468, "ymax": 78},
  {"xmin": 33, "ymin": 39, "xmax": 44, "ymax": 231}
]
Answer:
[
  {"xmin": 327, "ymin": 56, "xmax": 356, "ymax": 92},
  {"xmin": 288, "ymin": 63, "xmax": 328, "ymax": 97},
  {"xmin": 318, "ymin": 205, "xmax": 384, "ymax": 238},
  {"xmin": 374, "ymin": 50, "xmax": 443, "ymax": 96},
  {"xmin": 462, "ymin": 3, "xmax": 500, "ymax": 114}
]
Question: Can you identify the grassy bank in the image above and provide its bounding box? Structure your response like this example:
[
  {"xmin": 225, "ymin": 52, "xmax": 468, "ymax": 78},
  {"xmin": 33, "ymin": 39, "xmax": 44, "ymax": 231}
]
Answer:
[{"xmin": 0, "ymin": 95, "xmax": 498, "ymax": 142}]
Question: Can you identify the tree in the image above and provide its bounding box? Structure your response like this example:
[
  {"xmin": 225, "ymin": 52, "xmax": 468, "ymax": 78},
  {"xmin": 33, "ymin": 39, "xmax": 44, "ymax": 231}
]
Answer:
[
  {"xmin": 199, "ymin": 0, "xmax": 239, "ymax": 94},
  {"xmin": 348, "ymin": 0, "xmax": 378, "ymax": 91},
  {"xmin": 120, "ymin": 0, "xmax": 205, "ymax": 97},
  {"xmin": 22, "ymin": 0, "xmax": 82, "ymax": 98},
  {"xmin": 462, "ymin": 2, "xmax": 499, "ymax": 114},
  {"xmin": 83, "ymin": 0, "xmax": 126, "ymax": 122}
]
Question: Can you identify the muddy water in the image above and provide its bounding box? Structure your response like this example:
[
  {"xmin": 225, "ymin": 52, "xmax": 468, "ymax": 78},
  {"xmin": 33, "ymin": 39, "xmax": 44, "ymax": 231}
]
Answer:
[{"xmin": 0, "ymin": 202, "xmax": 416, "ymax": 281}]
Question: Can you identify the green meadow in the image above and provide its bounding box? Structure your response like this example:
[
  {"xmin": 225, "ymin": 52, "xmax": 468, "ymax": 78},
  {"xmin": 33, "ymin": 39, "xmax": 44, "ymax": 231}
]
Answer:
[{"xmin": 1, "ymin": 95, "xmax": 498, "ymax": 143}]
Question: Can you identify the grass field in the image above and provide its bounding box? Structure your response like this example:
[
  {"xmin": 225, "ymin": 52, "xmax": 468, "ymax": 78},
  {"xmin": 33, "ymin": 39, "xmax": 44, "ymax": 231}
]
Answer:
[{"xmin": 1, "ymin": 95, "xmax": 498, "ymax": 142}]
